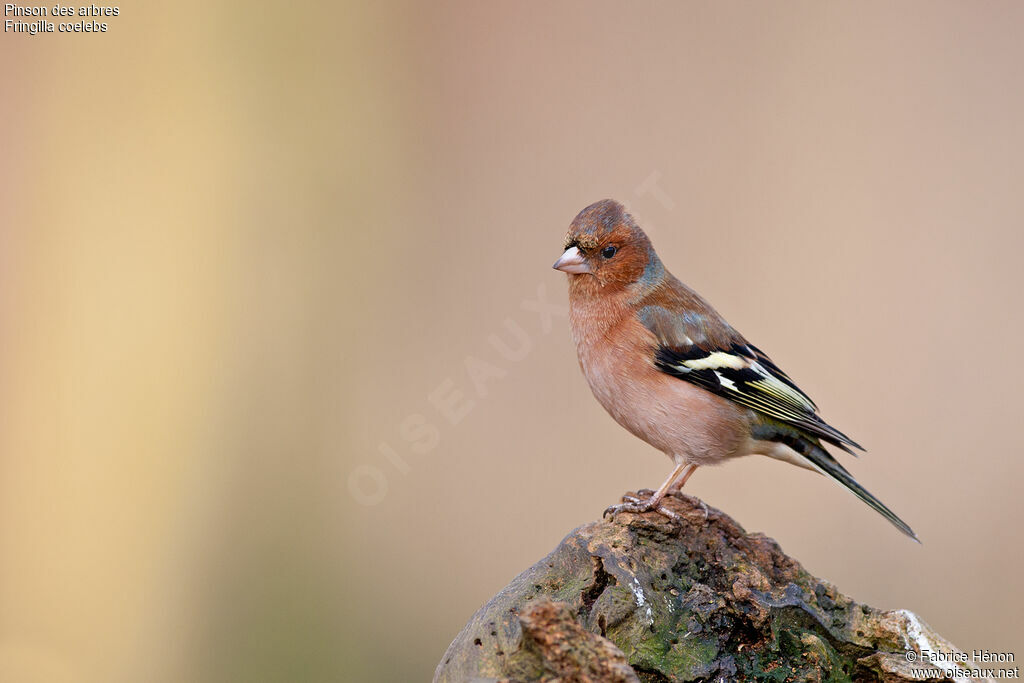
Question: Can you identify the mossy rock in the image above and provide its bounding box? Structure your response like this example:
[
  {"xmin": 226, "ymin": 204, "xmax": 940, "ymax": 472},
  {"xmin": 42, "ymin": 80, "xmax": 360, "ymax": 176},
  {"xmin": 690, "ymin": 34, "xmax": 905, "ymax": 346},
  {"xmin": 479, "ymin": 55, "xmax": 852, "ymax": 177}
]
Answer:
[{"xmin": 435, "ymin": 493, "xmax": 974, "ymax": 683}]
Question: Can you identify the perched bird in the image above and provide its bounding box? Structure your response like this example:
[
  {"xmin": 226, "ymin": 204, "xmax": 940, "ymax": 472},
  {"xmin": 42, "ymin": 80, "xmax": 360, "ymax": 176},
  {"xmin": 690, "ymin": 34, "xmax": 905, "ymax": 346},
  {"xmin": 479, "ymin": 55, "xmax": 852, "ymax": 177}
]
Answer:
[{"xmin": 553, "ymin": 199, "xmax": 917, "ymax": 540}]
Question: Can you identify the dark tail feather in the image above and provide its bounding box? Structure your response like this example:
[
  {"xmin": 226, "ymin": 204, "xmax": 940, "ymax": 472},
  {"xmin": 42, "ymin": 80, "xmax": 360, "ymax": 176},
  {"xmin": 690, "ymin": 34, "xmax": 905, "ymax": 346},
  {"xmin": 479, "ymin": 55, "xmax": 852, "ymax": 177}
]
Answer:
[{"xmin": 804, "ymin": 446, "xmax": 920, "ymax": 542}]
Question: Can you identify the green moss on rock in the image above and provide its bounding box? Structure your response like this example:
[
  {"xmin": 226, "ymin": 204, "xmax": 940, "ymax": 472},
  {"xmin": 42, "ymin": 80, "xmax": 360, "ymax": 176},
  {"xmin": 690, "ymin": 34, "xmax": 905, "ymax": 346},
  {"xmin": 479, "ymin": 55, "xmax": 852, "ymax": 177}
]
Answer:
[{"xmin": 434, "ymin": 493, "xmax": 973, "ymax": 683}]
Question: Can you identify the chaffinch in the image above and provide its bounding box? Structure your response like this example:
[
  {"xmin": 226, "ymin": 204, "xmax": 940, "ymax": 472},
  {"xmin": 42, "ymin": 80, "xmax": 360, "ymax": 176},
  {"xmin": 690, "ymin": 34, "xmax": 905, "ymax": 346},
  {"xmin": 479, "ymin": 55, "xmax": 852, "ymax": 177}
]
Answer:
[{"xmin": 553, "ymin": 199, "xmax": 917, "ymax": 541}]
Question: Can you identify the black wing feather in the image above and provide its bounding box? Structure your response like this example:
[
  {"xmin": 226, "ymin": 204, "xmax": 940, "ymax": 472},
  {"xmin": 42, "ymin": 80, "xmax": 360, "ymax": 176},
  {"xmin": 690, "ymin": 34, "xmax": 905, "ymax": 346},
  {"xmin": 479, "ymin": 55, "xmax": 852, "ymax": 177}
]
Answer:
[{"xmin": 654, "ymin": 343, "xmax": 863, "ymax": 453}]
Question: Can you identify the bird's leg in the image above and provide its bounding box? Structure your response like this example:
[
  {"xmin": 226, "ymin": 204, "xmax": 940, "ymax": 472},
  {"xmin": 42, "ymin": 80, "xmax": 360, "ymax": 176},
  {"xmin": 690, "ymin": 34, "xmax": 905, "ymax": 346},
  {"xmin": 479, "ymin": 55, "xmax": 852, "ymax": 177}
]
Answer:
[
  {"xmin": 667, "ymin": 463, "xmax": 698, "ymax": 492},
  {"xmin": 603, "ymin": 463, "xmax": 688, "ymax": 522},
  {"xmin": 665, "ymin": 463, "xmax": 709, "ymax": 519}
]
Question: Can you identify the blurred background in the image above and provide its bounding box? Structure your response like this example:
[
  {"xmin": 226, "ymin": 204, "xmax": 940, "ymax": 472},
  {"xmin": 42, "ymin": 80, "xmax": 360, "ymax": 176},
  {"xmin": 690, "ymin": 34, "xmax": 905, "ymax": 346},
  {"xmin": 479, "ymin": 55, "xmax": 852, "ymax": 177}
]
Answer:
[{"xmin": 2, "ymin": 2, "xmax": 1023, "ymax": 681}]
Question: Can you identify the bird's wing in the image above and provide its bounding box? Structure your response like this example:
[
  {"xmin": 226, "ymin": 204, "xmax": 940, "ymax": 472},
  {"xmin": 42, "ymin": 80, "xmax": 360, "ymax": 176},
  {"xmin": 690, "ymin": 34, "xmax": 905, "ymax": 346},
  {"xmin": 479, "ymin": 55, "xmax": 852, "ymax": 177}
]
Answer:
[{"xmin": 637, "ymin": 298, "xmax": 863, "ymax": 454}]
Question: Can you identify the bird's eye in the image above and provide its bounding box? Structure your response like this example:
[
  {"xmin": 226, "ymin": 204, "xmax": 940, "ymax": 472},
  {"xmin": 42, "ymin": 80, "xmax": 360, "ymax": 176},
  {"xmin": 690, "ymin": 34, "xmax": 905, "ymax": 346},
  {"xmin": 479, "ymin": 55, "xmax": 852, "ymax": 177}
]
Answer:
[{"xmin": 601, "ymin": 245, "xmax": 618, "ymax": 259}]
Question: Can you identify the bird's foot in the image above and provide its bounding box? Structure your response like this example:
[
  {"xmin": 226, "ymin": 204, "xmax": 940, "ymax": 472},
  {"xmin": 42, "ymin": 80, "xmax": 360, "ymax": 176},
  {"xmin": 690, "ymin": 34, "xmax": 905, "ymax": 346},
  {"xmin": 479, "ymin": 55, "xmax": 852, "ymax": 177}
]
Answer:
[
  {"xmin": 603, "ymin": 493, "xmax": 682, "ymax": 525},
  {"xmin": 666, "ymin": 490, "xmax": 710, "ymax": 521}
]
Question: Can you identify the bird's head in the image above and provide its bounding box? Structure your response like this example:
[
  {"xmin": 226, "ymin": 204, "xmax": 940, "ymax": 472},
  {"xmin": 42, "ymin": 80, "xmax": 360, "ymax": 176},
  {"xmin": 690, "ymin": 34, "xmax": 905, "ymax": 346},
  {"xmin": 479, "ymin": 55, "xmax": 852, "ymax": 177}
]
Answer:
[{"xmin": 553, "ymin": 199, "xmax": 663, "ymax": 293}]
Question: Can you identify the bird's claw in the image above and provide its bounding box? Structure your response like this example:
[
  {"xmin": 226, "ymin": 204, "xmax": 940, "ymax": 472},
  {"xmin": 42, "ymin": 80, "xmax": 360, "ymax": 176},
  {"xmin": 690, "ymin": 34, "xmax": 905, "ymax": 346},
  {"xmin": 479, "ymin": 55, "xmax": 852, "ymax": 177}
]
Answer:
[
  {"xmin": 602, "ymin": 495, "xmax": 649, "ymax": 518},
  {"xmin": 667, "ymin": 491, "xmax": 710, "ymax": 521},
  {"xmin": 603, "ymin": 494, "xmax": 683, "ymax": 525}
]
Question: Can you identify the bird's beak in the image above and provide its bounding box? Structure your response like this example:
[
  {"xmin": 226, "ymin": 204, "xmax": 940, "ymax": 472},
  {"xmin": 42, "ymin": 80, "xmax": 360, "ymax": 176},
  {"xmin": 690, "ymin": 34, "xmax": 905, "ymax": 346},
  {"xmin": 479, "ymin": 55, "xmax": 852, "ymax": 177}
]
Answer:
[{"xmin": 552, "ymin": 246, "xmax": 591, "ymax": 274}]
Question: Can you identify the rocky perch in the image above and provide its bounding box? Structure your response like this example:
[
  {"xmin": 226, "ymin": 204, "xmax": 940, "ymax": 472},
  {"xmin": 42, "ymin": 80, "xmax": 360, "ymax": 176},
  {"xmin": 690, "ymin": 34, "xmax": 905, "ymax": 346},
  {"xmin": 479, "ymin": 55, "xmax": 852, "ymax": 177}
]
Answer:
[{"xmin": 435, "ymin": 493, "xmax": 982, "ymax": 683}]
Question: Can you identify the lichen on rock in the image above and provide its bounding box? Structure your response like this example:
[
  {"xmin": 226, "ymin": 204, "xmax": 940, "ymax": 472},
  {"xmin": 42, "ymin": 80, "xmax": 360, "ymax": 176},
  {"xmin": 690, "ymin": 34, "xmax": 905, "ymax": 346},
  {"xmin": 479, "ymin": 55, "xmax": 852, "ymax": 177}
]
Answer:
[{"xmin": 435, "ymin": 493, "xmax": 980, "ymax": 682}]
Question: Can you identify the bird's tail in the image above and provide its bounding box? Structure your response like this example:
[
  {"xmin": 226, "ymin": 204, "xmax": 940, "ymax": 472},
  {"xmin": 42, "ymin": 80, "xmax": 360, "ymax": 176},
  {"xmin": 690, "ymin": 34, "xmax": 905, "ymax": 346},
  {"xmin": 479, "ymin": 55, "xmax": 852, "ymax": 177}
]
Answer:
[{"xmin": 802, "ymin": 445, "xmax": 919, "ymax": 542}]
